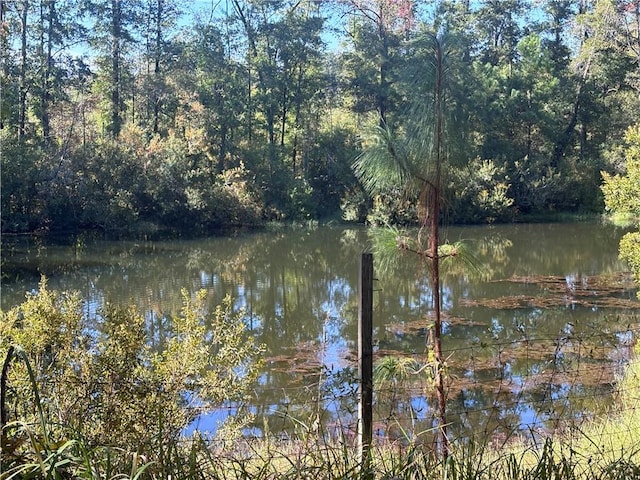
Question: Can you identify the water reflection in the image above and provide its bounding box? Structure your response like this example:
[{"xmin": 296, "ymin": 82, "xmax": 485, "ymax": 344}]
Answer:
[{"xmin": 2, "ymin": 222, "xmax": 639, "ymax": 443}]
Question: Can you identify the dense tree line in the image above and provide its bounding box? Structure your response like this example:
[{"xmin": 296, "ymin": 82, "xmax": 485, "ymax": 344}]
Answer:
[{"xmin": 1, "ymin": 0, "xmax": 639, "ymax": 233}]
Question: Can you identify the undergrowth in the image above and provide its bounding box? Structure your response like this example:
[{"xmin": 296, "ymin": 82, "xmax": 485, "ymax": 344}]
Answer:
[{"xmin": 4, "ymin": 408, "xmax": 640, "ymax": 479}]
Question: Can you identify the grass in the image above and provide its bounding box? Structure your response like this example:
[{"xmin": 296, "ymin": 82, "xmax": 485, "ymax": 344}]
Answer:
[{"xmin": 5, "ymin": 415, "xmax": 640, "ymax": 479}]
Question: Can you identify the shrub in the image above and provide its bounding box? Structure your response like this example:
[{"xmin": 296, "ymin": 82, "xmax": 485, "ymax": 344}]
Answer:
[
  {"xmin": 447, "ymin": 158, "xmax": 515, "ymax": 224},
  {"xmin": 1, "ymin": 278, "xmax": 264, "ymax": 474},
  {"xmin": 601, "ymin": 125, "xmax": 640, "ymax": 298}
]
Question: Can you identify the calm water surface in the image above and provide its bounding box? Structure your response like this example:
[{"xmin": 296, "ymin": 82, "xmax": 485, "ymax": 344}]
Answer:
[{"xmin": 2, "ymin": 222, "xmax": 639, "ymax": 443}]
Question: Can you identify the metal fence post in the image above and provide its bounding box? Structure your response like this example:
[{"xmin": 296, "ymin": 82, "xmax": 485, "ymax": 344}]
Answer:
[{"xmin": 358, "ymin": 252, "xmax": 373, "ymax": 474}]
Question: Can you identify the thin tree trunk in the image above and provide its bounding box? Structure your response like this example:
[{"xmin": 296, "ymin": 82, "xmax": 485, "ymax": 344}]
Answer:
[
  {"xmin": 280, "ymin": 81, "xmax": 287, "ymax": 148},
  {"xmin": 430, "ymin": 37, "xmax": 448, "ymax": 460},
  {"xmin": 377, "ymin": 4, "xmax": 388, "ymax": 127},
  {"xmin": 111, "ymin": 0, "xmax": 122, "ymax": 137},
  {"xmin": 232, "ymin": 0, "xmax": 257, "ymax": 145},
  {"xmin": 247, "ymin": 65, "xmax": 253, "ymax": 145},
  {"xmin": 218, "ymin": 124, "xmax": 228, "ymax": 172},
  {"xmin": 19, "ymin": 0, "xmax": 28, "ymax": 143},
  {"xmin": 291, "ymin": 63, "xmax": 305, "ymax": 175},
  {"xmin": 0, "ymin": 0, "xmax": 6, "ymax": 128},
  {"xmin": 153, "ymin": 0, "xmax": 162, "ymax": 134},
  {"xmin": 40, "ymin": 0, "xmax": 54, "ymax": 144},
  {"xmin": 44, "ymin": 1, "xmax": 53, "ymax": 142}
]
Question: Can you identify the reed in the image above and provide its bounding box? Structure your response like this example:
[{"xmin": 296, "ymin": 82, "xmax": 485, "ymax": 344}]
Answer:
[{"xmin": 5, "ymin": 412, "xmax": 640, "ymax": 479}]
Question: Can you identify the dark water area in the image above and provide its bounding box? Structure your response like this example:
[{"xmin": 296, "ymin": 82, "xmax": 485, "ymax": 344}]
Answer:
[{"xmin": 2, "ymin": 222, "xmax": 639, "ymax": 443}]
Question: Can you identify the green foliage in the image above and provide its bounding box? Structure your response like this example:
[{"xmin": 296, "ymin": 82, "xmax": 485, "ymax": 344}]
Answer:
[
  {"xmin": 307, "ymin": 127, "xmax": 362, "ymax": 219},
  {"xmin": 1, "ymin": 278, "xmax": 264, "ymax": 475},
  {"xmin": 0, "ymin": 132, "xmax": 45, "ymax": 232},
  {"xmin": 340, "ymin": 7, "xmax": 405, "ymax": 122},
  {"xmin": 365, "ymin": 189, "xmax": 418, "ymax": 227},
  {"xmin": 340, "ymin": 187, "xmax": 369, "ymax": 223},
  {"xmin": 354, "ymin": 122, "xmax": 412, "ymax": 197},
  {"xmin": 374, "ymin": 355, "xmax": 425, "ymax": 386},
  {"xmin": 602, "ymin": 126, "xmax": 640, "ymax": 218},
  {"xmin": 601, "ymin": 125, "xmax": 640, "ymax": 298},
  {"xmin": 619, "ymin": 231, "xmax": 640, "ymax": 299},
  {"xmin": 262, "ymin": 167, "xmax": 318, "ymax": 221},
  {"xmin": 355, "ymin": 38, "xmax": 451, "ymax": 198},
  {"xmin": 41, "ymin": 130, "xmax": 264, "ymax": 232},
  {"xmin": 447, "ymin": 158, "xmax": 515, "ymax": 223}
]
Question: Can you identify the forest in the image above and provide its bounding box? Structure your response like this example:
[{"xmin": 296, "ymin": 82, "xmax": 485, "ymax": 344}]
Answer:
[{"xmin": 1, "ymin": 0, "xmax": 639, "ymax": 234}]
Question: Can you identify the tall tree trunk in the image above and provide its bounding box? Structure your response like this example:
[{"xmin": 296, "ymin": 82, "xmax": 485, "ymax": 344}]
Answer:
[
  {"xmin": 0, "ymin": 0, "xmax": 6, "ymax": 131},
  {"xmin": 232, "ymin": 0, "xmax": 257, "ymax": 146},
  {"xmin": 580, "ymin": 121, "xmax": 587, "ymax": 163},
  {"xmin": 152, "ymin": 0, "xmax": 162, "ymax": 134},
  {"xmin": 280, "ymin": 81, "xmax": 287, "ymax": 148},
  {"xmin": 291, "ymin": 63, "xmax": 305, "ymax": 176},
  {"xmin": 19, "ymin": 0, "xmax": 28, "ymax": 143},
  {"xmin": 218, "ymin": 124, "xmax": 228, "ymax": 172},
  {"xmin": 554, "ymin": 0, "xmax": 593, "ymax": 169},
  {"xmin": 377, "ymin": 4, "xmax": 389, "ymax": 126},
  {"xmin": 39, "ymin": 0, "xmax": 54, "ymax": 144},
  {"xmin": 111, "ymin": 0, "xmax": 122, "ymax": 137}
]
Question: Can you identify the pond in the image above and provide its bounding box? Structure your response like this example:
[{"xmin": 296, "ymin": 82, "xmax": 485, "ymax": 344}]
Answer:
[{"xmin": 2, "ymin": 221, "xmax": 639, "ymax": 445}]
